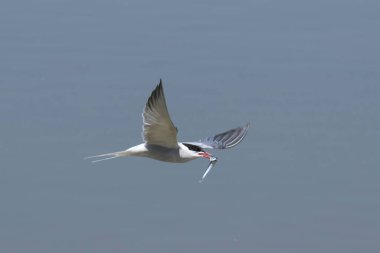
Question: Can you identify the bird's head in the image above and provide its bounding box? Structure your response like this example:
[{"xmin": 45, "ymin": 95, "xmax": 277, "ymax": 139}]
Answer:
[{"xmin": 182, "ymin": 143, "xmax": 212, "ymax": 160}]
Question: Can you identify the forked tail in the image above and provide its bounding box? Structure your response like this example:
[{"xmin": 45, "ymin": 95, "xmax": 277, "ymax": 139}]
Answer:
[{"xmin": 84, "ymin": 150, "xmax": 130, "ymax": 163}]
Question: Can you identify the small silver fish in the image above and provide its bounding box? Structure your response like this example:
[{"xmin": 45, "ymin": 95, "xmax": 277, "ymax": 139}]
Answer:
[{"xmin": 199, "ymin": 156, "xmax": 218, "ymax": 183}]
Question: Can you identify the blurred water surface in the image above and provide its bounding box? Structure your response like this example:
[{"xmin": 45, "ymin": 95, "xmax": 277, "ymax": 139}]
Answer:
[{"xmin": 1, "ymin": 0, "xmax": 379, "ymax": 252}]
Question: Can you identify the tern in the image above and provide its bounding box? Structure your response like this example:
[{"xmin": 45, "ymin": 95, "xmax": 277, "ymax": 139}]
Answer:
[{"xmin": 86, "ymin": 79, "xmax": 249, "ymax": 181}]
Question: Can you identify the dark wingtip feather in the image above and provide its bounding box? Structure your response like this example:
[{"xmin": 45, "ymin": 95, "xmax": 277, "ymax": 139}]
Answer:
[
  {"xmin": 203, "ymin": 123, "xmax": 250, "ymax": 149},
  {"xmin": 225, "ymin": 123, "xmax": 250, "ymax": 148},
  {"xmin": 145, "ymin": 79, "xmax": 165, "ymax": 110}
]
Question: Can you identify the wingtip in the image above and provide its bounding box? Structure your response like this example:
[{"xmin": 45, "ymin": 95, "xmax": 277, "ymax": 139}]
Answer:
[
  {"xmin": 242, "ymin": 122, "xmax": 251, "ymax": 137},
  {"xmin": 157, "ymin": 79, "xmax": 164, "ymax": 93}
]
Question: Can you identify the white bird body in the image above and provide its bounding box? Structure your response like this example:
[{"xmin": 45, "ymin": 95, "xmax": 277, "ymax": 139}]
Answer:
[
  {"xmin": 88, "ymin": 143, "xmax": 203, "ymax": 163},
  {"xmin": 86, "ymin": 79, "xmax": 250, "ymax": 180}
]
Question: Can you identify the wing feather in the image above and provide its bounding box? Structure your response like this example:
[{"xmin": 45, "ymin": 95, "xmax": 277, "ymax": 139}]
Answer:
[
  {"xmin": 142, "ymin": 80, "xmax": 178, "ymax": 148},
  {"xmin": 184, "ymin": 123, "xmax": 250, "ymax": 149}
]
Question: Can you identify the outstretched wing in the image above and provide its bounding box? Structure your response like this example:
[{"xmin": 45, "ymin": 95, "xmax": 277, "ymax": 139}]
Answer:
[
  {"xmin": 142, "ymin": 79, "xmax": 179, "ymax": 148},
  {"xmin": 184, "ymin": 123, "xmax": 250, "ymax": 149}
]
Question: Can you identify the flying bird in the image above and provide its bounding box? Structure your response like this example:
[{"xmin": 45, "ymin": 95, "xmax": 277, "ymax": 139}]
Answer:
[{"xmin": 86, "ymin": 79, "xmax": 249, "ymax": 181}]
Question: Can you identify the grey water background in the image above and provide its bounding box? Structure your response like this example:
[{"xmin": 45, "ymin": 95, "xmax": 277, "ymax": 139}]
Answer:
[{"xmin": 1, "ymin": 0, "xmax": 379, "ymax": 252}]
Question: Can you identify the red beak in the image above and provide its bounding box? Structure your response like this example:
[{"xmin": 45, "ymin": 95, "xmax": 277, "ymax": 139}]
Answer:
[{"xmin": 201, "ymin": 152, "xmax": 212, "ymax": 159}]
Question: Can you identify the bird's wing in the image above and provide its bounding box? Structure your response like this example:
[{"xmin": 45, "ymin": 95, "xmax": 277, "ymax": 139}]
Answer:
[
  {"xmin": 184, "ymin": 123, "xmax": 250, "ymax": 149},
  {"xmin": 142, "ymin": 79, "xmax": 179, "ymax": 148}
]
